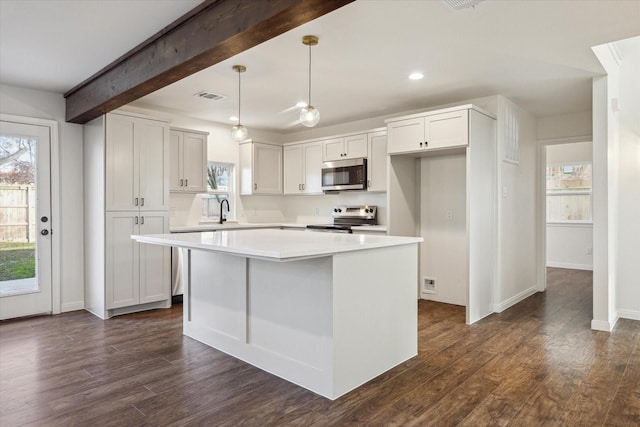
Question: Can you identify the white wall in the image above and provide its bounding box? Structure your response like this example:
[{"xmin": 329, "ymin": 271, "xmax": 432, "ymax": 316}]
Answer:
[
  {"xmin": 0, "ymin": 84, "xmax": 85, "ymax": 312},
  {"xmin": 545, "ymin": 142, "xmax": 593, "ymax": 270},
  {"xmin": 495, "ymin": 96, "xmax": 539, "ymax": 311},
  {"xmin": 537, "ymin": 111, "xmax": 592, "ymax": 142},
  {"xmin": 419, "ymin": 154, "xmax": 467, "ymax": 306},
  {"xmin": 614, "ymin": 36, "xmax": 640, "ymax": 321}
]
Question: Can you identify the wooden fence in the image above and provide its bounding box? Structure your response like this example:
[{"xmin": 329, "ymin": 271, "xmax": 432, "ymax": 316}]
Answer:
[{"xmin": 0, "ymin": 185, "xmax": 36, "ymax": 242}]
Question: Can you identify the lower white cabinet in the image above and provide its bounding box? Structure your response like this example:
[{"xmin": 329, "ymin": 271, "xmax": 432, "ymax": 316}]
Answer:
[
  {"xmin": 284, "ymin": 141, "xmax": 323, "ymax": 194},
  {"xmin": 106, "ymin": 211, "xmax": 170, "ymax": 310}
]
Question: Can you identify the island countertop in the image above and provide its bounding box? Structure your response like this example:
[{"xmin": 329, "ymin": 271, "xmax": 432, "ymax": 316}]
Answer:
[{"xmin": 132, "ymin": 228, "xmax": 422, "ymax": 262}]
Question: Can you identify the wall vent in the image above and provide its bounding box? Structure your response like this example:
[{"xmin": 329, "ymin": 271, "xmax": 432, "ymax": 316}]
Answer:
[
  {"xmin": 194, "ymin": 91, "xmax": 226, "ymax": 101},
  {"xmin": 441, "ymin": 0, "xmax": 487, "ymax": 10},
  {"xmin": 423, "ymin": 277, "xmax": 436, "ymax": 294}
]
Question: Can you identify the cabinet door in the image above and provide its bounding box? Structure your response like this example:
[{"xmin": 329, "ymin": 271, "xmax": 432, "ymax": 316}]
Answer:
[
  {"xmin": 106, "ymin": 115, "xmax": 137, "ymax": 210},
  {"xmin": 138, "ymin": 212, "xmax": 170, "ymax": 304},
  {"xmin": 106, "ymin": 212, "xmax": 139, "ymax": 309},
  {"xmin": 424, "ymin": 110, "xmax": 469, "ymax": 149},
  {"xmin": 322, "ymin": 137, "xmax": 345, "ymax": 161},
  {"xmin": 138, "ymin": 120, "xmax": 169, "ymax": 211},
  {"xmin": 387, "ymin": 117, "xmax": 425, "ymax": 154},
  {"xmin": 239, "ymin": 142, "xmax": 253, "ymax": 195},
  {"xmin": 344, "ymin": 133, "xmax": 368, "ymax": 159},
  {"xmin": 253, "ymin": 143, "xmax": 282, "ymax": 194},
  {"xmin": 284, "ymin": 144, "xmax": 303, "ymax": 194},
  {"xmin": 367, "ymin": 131, "xmax": 387, "ymax": 192},
  {"xmin": 303, "ymin": 141, "xmax": 323, "ymax": 194},
  {"xmin": 182, "ymin": 132, "xmax": 208, "ymax": 192},
  {"xmin": 169, "ymin": 130, "xmax": 183, "ymax": 192}
]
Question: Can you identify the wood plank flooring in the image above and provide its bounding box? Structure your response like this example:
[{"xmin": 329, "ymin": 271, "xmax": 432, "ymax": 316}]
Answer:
[{"xmin": 1, "ymin": 268, "xmax": 638, "ymax": 426}]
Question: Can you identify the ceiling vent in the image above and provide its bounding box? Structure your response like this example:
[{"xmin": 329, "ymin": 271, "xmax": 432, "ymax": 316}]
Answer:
[
  {"xmin": 441, "ymin": 0, "xmax": 487, "ymax": 10},
  {"xmin": 194, "ymin": 91, "xmax": 226, "ymax": 101}
]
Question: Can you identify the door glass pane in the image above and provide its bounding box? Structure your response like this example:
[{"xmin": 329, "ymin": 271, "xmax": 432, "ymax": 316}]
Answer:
[{"xmin": 0, "ymin": 135, "xmax": 38, "ymax": 296}]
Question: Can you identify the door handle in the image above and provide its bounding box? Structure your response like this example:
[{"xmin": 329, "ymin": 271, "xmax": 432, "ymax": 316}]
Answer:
[{"xmin": 40, "ymin": 229, "xmax": 49, "ymax": 236}]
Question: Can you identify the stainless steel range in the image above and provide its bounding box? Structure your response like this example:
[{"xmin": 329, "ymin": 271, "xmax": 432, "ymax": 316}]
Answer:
[{"xmin": 306, "ymin": 205, "xmax": 377, "ymax": 233}]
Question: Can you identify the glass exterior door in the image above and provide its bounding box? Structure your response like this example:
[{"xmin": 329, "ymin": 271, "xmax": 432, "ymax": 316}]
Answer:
[{"xmin": 0, "ymin": 121, "xmax": 52, "ymax": 319}]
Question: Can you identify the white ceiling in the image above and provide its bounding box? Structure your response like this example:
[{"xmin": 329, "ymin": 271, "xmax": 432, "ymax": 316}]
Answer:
[{"xmin": 1, "ymin": 0, "xmax": 639, "ymax": 133}]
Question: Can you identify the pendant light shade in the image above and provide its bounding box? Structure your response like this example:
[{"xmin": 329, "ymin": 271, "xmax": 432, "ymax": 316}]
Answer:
[
  {"xmin": 300, "ymin": 35, "xmax": 320, "ymax": 127},
  {"xmin": 231, "ymin": 65, "xmax": 248, "ymax": 142}
]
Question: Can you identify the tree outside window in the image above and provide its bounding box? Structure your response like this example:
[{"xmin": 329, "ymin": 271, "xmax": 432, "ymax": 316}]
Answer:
[{"xmin": 202, "ymin": 162, "xmax": 234, "ymax": 221}]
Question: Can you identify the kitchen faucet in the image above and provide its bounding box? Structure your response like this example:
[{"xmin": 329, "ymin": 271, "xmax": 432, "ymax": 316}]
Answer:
[{"xmin": 219, "ymin": 198, "xmax": 230, "ymax": 224}]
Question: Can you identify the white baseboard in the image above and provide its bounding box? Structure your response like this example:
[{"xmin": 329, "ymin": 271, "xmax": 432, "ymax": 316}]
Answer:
[
  {"xmin": 618, "ymin": 309, "xmax": 640, "ymax": 321},
  {"xmin": 546, "ymin": 262, "xmax": 593, "ymax": 271},
  {"xmin": 591, "ymin": 317, "xmax": 619, "ymax": 332},
  {"xmin": 493, "ymin": 286, "xmax": 538, "ymax": 313},
  {"xmin": 61, "ymin": 301, "xmax": 84, "ymax": 312},
  {"xmin": 421, "ymin": 294, "xmax": 465, "ymax": 307}
]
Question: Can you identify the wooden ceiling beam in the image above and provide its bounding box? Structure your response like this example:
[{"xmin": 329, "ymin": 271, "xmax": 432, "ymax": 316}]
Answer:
[{"xmin": 64, "ymin": 0, "xmax": 354, "ymax": 124}]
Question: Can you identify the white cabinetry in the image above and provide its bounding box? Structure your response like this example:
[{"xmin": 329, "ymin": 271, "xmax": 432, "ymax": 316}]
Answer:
[
  {"xmin": 387, "ymin": 108, "xmax": 469, "ymax": 155},
  {"xmin": 170, "ymin": 128, "xmax": 208, "ymax": 193},
  {"xmin": 105, "ymin": 114, "xmax": 169, "ymax": 211},
  {"xmin": 322, "ymin": 133, "xmax": 368, "ymax": 161},
  {"xmin": 386, "ymin": 104, "xmax": 495, "ymax": 325},
  {"xmin": 367, "ymin": 130, "xmax": 387, "ymax": 192},
  {"xmin": 83, "ymin": 111, "xmax": 171, "ymax": 319},
  {"xmin": 106, "ymin": 211, "xmax": 170, "ymax": 309},
  {"xmin": 239, "ymin": 141, "xmax": 283, "ymax": 195},
  {"xmin": 284, "ymin": 141, "xmax": 323, "ymax": 195}
]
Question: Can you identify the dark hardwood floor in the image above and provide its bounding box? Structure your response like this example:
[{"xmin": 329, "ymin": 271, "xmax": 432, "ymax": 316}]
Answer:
[{"xmin": 1, "ymin": 268, "xmax": 638, "ymax": 426}]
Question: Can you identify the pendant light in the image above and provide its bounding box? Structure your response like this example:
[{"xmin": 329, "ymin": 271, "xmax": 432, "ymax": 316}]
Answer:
[
  {"xmin": 231, "ymin": 64, "xmax": 248, "ymax": 142},
  {"xmin": 300, "ymin": 35, "xmax": 320, "ymax": 127}
]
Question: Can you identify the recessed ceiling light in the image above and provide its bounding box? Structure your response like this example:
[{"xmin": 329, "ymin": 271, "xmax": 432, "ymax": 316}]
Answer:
[
  {"xmin": 229, "ymin": 116, "xmax": 238, "ymax": 121},
  {"xmin": 296, "ymin": 101, "xmax": 308, "ymax": 108},
  {"xmin": 409, "ymin": 72, "xmax": 424, "ymax": 80}
]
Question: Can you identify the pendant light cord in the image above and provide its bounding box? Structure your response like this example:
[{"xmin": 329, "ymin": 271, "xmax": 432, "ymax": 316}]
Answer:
[
  {"xmin": 308, "ymin": 43, "xmax": 312, "ymax": 107},
  {"xmin": 237, "ymin": 69, "xmax": 242, "ymax": 124}
]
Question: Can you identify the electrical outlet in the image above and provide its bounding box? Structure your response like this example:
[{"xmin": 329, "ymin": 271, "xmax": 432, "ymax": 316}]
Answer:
[
  {"xmin": 587, "ymin": 247, "xmax": 592, "ymax": 255},
  {"xmin": 446, "ymin": 209, "xmax": 454, "ymax": 221}
]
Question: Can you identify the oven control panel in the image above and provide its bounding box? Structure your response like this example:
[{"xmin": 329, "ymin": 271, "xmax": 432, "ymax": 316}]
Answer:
[{"xmin": 332, "ymin": 205, "xmax": 377, "ymax": 221}]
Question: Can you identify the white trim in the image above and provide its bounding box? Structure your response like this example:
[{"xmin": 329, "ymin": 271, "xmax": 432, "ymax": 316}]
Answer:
[
  {"xmin": 546, "ymin": 222, "xmax": 593, "ymax": 227},
  {"xmin": 546, "ymin": 262, "xmax": 593, "ymax": 271},
  {"xmin": 61, "ymin": 301, "xmax": 84, "ymax": 312},
  {"xmin": 421, "ymin": 294, "xmax": 464, "ymax": 306},
  {"xmin": 0, "ymin": 113, "xmax": 61, "ymax": 315},
  {"xmin": 493, "ymin": 286, "xmax": 538, "ymax": 313},
  {"xmin": 591, "ymin": 318, "xmax": 618, "ymax": 332},
  {"xmin": 537, "ymin": 135, "xmax": 593, "ymax": 146},
  {"xmin": 618, "ymin": 309, "xmax": 640, "ymax": 321}
]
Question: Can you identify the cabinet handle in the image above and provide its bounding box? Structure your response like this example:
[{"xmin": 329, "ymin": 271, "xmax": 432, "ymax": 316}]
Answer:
[
  {"xmin": 368, "ymin": 180, "xmax": 371, "ymax": 188},
  {"xmin": 302, "ymin": 183, "xmax": 305, "ymax": 191},
  {"xmin": 425, "ymin": 140, "xmax": 428, "ymax": 147},
  {"xmin": 185, "ymin": 179, "xmax": 188, "ymax": 186},
  {"xmin": 180, "ymin": 178, "xmax": 184, "ymax": 186},
  {"xmin": 419, "ymin": 142, "xmax": 423, "ymax": 147},
  {"xmin": 134, "ymin": 197, "xmax": 139, "ymax": 206},
  {"xmin": 141, "ymin": 216, "xmax": 144, "ymax": 225},
  {"xmin": 298, "ymin": 184, "xmax": 301, "ymax": 190},
  {"xmin": 135, "ymin": 216, "xmax": 138, "ymax": 225},
  {"xmin": 254, "ymin": 183, "xmax": 257, "ymax": 191},
  {"xmin": 141, "ymin": 197, "xmax": 144, "ymax": 207}
]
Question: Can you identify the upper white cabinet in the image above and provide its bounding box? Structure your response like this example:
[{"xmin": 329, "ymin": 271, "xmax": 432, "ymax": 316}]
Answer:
[
  {"xmin": 239, "ymin": 141, "xmax": 283, "ymax": 195},
  {"xmin": 170, "ymin": 128, "xmax": 208, "ymax": 193},
  {"xmin": 284, "ymin": 141, "xmax": 323, "ymax": 195},
  {"xmin": 387, "ymin": 108, "xmax": 469, "ymax": 155},
  {"xmin": 367, "ymin": 131, "xmax": 387, "ymax": 192},
  {"xmin": 106, "ymin": 113, "xmax": 169, "ymax": 211},
  {"xmin": 322, "ymin": 133, "xmax": 368, "ymax": 161}
]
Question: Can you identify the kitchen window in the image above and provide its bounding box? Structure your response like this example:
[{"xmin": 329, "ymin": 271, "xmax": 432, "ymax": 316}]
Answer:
[
  {"xmin": 202, "ymin": 162, "xmax": 234, "ymax": 222},
  {"xmin": 546, "ymin": 162, "xmax": 592, "ymax": 223}
]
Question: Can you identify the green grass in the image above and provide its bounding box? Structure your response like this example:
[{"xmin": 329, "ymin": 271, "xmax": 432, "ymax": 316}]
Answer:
[{"xmin": 0, "ymin": 242, "xmax": 36, "ymax": 281}]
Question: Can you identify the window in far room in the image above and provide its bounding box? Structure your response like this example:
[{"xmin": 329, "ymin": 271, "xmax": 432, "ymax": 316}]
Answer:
[
  {"xmin": 202, "ymin": 162, "xmax": 234, "ymax": 222},
  {"xmin": 546, "ymin": 162, "xmax": 592, "ymax": 223}
]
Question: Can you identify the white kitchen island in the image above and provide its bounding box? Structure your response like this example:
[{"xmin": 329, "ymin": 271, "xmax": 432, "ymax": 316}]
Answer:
[{"xmin": 132, "ymin": 229, "xmax": 422, "ymax": 399}]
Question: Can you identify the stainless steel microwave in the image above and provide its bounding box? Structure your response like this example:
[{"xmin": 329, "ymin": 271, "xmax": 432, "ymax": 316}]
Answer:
[{"xmin": 321, "ymin": 158, "xmax": 367, "ymax": 191}]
